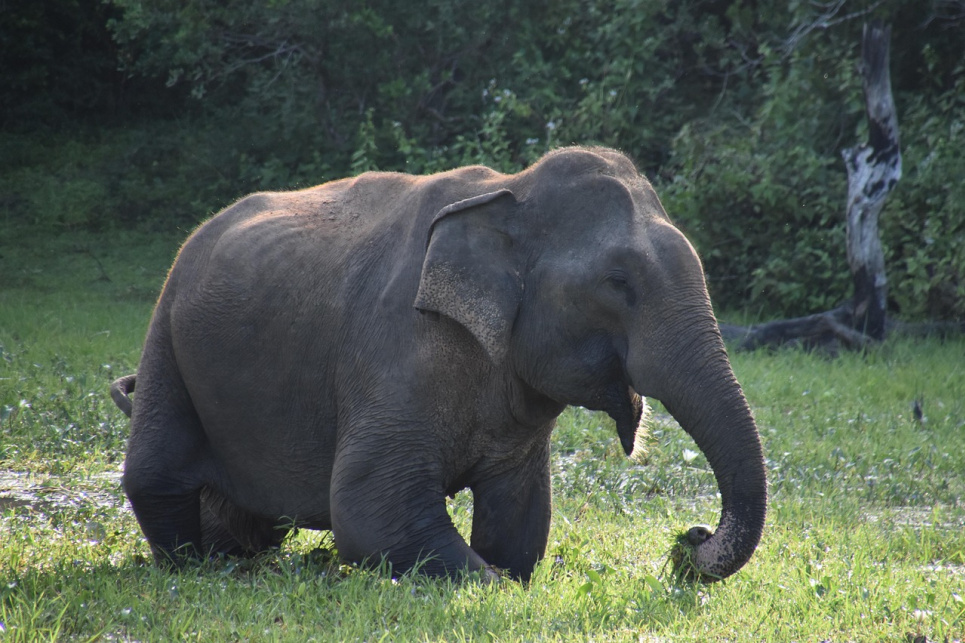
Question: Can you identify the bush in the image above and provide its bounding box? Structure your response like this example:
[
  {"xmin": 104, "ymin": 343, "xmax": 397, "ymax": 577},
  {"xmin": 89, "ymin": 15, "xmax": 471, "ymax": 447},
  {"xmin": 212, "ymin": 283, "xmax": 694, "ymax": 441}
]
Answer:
[
  {"xmin": 658, "ymin": 33, "xmax": 863, "ymax": 316},
  {"xmin": 0, "ymin": 123, "xmax": 243, "ymax": 232},
  {"xmin": 882, "ymin": 64, "xmax": 965, "ymax": 320},
  {"xmin": 4, "ymin": 0, "xmax": 964, "ymax": 320}
]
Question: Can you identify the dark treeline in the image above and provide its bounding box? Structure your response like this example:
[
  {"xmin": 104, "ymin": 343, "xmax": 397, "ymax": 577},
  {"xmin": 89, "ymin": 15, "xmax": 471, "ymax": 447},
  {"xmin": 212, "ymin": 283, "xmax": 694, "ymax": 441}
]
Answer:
[{"xmin": 2, "ymin": 0, "xmax": 963, "ymax": 320}]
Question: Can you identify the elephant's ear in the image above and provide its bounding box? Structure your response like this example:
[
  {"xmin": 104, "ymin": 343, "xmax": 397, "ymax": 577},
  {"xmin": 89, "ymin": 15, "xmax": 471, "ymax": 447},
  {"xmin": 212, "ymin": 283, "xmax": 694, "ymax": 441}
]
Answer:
[{"xmin": 415, "ymin": 189, "xmax": 521, "ymax": 366}]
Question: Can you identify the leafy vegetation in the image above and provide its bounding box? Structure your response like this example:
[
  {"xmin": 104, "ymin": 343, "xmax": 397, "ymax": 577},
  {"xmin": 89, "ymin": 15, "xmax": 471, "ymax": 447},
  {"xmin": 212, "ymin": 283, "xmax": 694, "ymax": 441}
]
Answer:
[
  {"xmin": 2, "ymin": 228, "xmax": 963, "ymax": 640},
  {"xmin": 2, "ymin": 0, "xmax": 964, "ymax": 319}
]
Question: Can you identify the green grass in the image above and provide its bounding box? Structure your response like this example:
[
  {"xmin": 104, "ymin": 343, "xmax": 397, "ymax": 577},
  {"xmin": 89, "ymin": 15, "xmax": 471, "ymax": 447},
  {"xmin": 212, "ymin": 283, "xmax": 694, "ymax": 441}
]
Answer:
[{"xmin": 2, "ymin": 227, "xmax": 964, "ymax": 641}]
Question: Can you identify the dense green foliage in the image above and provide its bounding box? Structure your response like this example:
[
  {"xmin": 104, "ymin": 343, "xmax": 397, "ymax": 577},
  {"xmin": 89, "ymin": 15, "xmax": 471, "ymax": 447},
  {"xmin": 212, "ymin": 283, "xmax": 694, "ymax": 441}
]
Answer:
[
  {"xmin": 1, "ymin": 229, "xmax": 964, "ymax": 640},
  {"xmin": 2, "ymin": 0, "xmax": 963, "ymax": 318}
]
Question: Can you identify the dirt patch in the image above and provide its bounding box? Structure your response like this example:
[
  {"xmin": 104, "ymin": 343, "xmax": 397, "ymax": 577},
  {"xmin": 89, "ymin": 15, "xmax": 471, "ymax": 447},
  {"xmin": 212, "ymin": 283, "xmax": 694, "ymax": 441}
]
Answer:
[
  {"xmin": 0, "ymin": 468, "xmax": 125, "ymax": 515},
  {"xmin": 863, "ymin": 505, "xmax": 963, "ymax": 531}
]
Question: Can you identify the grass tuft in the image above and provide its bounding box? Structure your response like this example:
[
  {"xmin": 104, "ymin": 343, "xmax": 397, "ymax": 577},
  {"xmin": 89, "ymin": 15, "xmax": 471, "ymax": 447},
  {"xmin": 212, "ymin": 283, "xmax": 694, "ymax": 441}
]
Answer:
[{"xmin": 667, "ymin": 530, "xmax": 702, "ymax": 583}]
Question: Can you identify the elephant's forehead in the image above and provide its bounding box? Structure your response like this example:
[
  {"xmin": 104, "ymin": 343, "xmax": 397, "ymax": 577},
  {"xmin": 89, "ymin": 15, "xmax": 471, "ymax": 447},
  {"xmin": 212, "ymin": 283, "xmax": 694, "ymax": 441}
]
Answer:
[
  {"xmin": 531, "ymin": 178, "xmax": 633, "ymax": 227},
  {"xmin": 551, "ymin": 178, "xmax": 664, "ymax": 227}
]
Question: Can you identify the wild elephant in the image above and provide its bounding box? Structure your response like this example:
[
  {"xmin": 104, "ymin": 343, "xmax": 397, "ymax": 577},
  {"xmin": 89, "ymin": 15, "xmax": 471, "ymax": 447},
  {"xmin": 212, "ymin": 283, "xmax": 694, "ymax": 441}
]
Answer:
[{"xmin": 110, "ymin": 146, "xmax": 766, "ymax": 581}]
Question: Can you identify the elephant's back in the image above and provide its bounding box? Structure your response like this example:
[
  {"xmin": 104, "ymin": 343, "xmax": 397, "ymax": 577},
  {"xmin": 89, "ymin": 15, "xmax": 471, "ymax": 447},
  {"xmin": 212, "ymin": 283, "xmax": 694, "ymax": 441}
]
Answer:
[
  {"xmin": 147, "ymin": 168, "xmax": 505, "ymax": 517},
  {"xmin": 164, "ymin": 167, "xmax": 503, "ymax": 370},
  {"xmin": 136, "ymin": 163, "xmax": 523, "ymax": 523},
  {"xmin": 153, "ymin": 180, "xmax": 397, "ymax": 520}
]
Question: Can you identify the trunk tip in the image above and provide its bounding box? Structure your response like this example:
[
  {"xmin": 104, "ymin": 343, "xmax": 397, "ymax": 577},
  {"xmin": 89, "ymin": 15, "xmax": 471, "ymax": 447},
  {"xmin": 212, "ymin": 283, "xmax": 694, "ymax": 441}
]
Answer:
[{"xmin": 686, "ymin": 524, "xmax": 713, "ymax": 546}]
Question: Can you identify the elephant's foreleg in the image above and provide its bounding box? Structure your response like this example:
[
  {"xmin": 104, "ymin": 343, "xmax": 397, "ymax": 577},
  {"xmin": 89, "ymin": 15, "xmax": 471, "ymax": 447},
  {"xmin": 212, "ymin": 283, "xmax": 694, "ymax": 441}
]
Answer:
[
  {"xmin": 330, "ymin": 448, "xmax": 491, "ymax": 578},
  {"xmin": 469, "ymin": 442, "xmax": 552, "ymax": 581}
]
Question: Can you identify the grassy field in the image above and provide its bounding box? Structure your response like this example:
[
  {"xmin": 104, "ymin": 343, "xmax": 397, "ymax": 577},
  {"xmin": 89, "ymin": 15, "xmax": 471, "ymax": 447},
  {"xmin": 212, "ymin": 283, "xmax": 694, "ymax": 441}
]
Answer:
[{"xmin": 1, "ymin": 226, "xmax": 963, "ymax": 641}]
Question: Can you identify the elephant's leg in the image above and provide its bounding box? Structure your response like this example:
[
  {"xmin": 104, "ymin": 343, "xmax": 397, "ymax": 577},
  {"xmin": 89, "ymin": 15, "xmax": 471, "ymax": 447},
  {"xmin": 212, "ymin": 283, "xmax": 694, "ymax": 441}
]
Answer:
[
  {"xmin": 200, "ymin": 487, "xmax": 290, "ymax": 557},
  {"xmin": 122, "ymin": 362, "xmax": 208, "ymax": 566},
  {"xmin": 470, "ymin": 441, "xmax": 552, "ymax": 581},
  {"xmin": 330, "ymin": 445, "xmax": 491, "ymax": 578},
  {"xmin": 125, "ymin": 486, "xmax": 203, "ymax": 566}
]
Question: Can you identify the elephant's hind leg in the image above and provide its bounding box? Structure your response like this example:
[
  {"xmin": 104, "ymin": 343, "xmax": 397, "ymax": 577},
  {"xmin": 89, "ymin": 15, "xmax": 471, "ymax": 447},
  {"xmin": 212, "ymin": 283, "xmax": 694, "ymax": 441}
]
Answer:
[
  {"xmin": 126, "ymin": 486, "xmax": 203, "ymax": 566},
  {"xmin": 122, "ymin": 354, "xmax": 209, "ymax": 566},
  {"xmin": 124, "ymin": 450, "xmax": 206, "ymax": 566},
  {"xmin": 200, "ymin": 487, "xmax": 290, "ymax": 557}
]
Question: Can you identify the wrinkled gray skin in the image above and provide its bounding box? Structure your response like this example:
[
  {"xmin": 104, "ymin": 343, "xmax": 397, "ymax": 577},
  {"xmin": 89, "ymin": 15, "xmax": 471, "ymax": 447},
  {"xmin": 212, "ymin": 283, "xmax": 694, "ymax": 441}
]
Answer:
[{"xmin": 111, "ymin": 147, "xmax": 766, "ymax": 582}]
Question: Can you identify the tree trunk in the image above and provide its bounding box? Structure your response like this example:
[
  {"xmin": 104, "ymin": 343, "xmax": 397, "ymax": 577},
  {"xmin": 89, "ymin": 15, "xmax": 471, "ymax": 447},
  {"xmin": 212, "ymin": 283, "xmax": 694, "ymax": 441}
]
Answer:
[
  {"xmin": 722, "ymin": 22, "xmax": 918, "ymax": 353},
  {"xmin": 841, "ymin": 20, "xmax": 901, "ymax": 340}
]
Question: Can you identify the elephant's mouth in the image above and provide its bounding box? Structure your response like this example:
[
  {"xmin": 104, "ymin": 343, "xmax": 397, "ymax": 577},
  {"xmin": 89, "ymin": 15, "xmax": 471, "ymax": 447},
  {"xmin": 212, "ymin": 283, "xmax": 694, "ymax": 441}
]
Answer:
[
  {"xmin": 609, "ymin": 384, "xmax": 645, "ymax": 456},
  {"xmin": 586, "ymin": 382, "xmax": 644, "ymax": 457}
]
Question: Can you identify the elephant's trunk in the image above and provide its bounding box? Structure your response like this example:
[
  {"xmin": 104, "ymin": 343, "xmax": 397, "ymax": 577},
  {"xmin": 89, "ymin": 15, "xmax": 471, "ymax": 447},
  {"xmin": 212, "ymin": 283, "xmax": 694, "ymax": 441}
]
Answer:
[{"xmin": 632, "ymin": 326, "xmax": 767, "ymax": 581}]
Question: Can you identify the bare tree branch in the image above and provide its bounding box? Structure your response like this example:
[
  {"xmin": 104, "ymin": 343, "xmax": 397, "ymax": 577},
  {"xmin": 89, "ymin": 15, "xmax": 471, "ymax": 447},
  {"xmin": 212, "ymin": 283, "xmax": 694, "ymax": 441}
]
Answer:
[
  {"xmin": 924, "ymin": 0, "xmax": 965, "ymax": 26},
  {"xmin": 781, "ymin": 0, "xmax": 886, "ymax": 58}
]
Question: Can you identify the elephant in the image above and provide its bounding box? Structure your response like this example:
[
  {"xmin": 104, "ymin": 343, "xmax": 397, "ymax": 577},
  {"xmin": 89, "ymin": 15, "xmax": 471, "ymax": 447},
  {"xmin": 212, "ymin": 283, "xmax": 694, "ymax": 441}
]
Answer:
[{"xmin": 110, "ymin": 146, "xmax": 766, "ymax": 582}]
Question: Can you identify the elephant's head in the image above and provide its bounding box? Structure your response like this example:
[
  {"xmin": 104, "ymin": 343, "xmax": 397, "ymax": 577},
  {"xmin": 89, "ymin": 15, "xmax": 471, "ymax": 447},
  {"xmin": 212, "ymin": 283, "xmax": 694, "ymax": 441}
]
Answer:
[{"xmin": 415, "ymin": 147, "xmax": 766, "ymax": 581}]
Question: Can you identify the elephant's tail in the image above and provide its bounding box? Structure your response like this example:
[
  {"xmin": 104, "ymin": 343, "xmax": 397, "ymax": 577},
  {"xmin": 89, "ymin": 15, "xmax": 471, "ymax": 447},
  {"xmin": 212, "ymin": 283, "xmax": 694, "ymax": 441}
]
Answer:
[{"xmin": 110, "ymin": 373, "xmax": 137, "ymax": 418}]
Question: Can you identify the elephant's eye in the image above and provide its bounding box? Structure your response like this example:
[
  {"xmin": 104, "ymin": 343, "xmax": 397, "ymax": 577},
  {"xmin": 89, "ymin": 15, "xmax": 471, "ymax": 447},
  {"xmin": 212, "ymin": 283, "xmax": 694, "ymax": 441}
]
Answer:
[
  {"xmin": 605, "ymin": 271, "xmax": 630, "ymax": 289},
  {"xmin": 603, "ymin": 271, "xmax": 637, "ymax": 307}
]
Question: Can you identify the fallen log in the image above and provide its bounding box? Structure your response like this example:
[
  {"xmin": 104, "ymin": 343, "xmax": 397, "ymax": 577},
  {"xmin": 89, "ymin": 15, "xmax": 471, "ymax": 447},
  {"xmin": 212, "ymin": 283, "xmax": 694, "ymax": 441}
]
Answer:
[
  {"xmin": 719, "ymin": 304, "xmax": 965, "ymax": 354},
  {"xmin": 719, "ymin": 305, "xmax": 871, "ymax": 355}
]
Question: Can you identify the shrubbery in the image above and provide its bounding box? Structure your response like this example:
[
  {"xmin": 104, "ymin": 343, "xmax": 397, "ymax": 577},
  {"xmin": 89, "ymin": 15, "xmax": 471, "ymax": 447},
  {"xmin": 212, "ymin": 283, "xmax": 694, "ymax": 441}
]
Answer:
[{"xmin": 2, "ymin": 0, "xmax": 962, "ymax": 320}]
